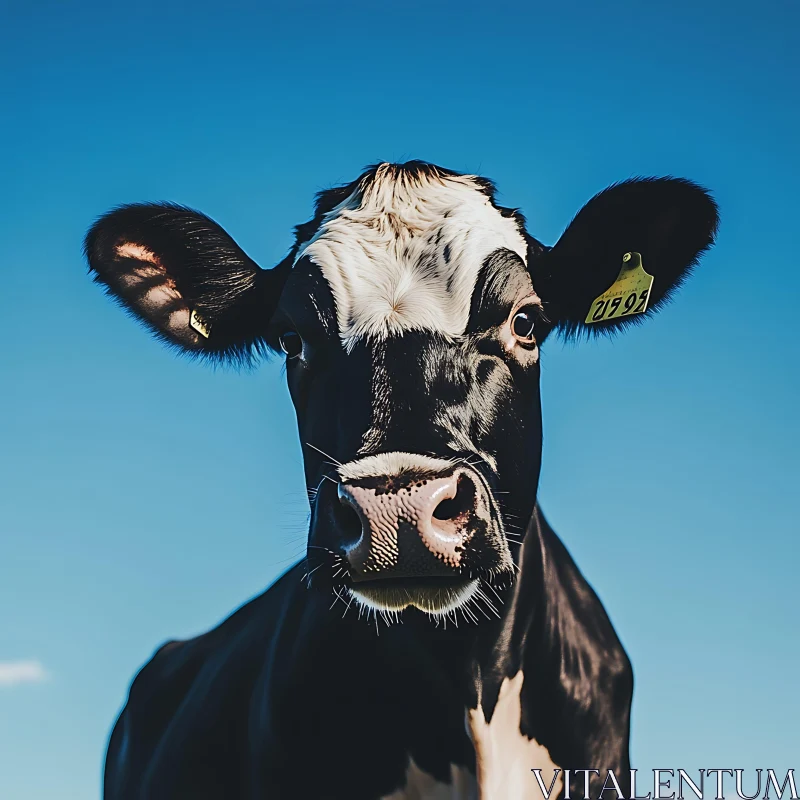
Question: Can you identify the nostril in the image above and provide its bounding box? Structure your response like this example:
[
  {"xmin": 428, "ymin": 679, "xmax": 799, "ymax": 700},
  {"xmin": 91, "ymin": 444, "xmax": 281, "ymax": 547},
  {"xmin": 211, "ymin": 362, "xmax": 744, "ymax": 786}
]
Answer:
[
  {"xmin": 338, "ymin": 501, "xmax": 362, "ymax": 530},
  {"xmin": 335, "ymin": 487, "xmax": 364, "ymax": 543},
  {"xmin": 432, "ymin": 474, "xmax": 476, "ymax": 522}
]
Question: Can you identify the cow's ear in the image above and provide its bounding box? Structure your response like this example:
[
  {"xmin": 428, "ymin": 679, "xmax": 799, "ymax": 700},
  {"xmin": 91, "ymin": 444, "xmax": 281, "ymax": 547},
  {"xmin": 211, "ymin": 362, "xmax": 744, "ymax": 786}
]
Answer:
[
  {"xmin": 530, "ymin": 178, "xmax": 719, "ymax": 339},
  {"xmin": 84, "ymin": 203, "xmax": 291, "ymax": 364}
]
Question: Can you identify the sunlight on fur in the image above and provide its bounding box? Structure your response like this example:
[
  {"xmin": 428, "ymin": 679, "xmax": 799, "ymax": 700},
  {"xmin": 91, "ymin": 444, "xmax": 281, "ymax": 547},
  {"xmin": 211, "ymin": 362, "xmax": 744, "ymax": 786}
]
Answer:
[{"xmin": 350, "ymin": 579, "xmax": 480, "ymax": 615}]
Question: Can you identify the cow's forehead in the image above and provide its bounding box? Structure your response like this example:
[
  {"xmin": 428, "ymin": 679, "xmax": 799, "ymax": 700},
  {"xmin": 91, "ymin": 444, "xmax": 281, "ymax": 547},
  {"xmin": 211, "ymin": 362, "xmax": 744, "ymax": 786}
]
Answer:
[{"xmin": 295, "ymin": 165, "xmax": 529, "ymax": 349}]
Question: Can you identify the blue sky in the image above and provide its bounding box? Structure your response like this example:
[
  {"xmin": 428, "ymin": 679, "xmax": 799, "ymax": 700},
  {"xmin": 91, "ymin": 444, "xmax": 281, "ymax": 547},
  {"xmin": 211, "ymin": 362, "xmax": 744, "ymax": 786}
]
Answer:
[{"xmin": 1, "ymin": 1, "xmax": 798, "ymax": 798}]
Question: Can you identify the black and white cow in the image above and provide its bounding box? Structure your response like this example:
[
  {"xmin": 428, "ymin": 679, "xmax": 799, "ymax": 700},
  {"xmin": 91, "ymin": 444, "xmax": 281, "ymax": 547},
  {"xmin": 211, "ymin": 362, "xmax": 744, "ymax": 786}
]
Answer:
[{"xmin": 85, "ymin": 161, "xmax": 718, "ymax": 800}]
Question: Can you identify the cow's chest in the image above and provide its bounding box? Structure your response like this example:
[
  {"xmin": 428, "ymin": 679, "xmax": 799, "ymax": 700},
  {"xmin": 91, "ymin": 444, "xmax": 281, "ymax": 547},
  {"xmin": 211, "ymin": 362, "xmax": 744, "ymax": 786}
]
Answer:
[{"xmin": 382, "ymin": 672, "xmax": 562, "ymax": 800}]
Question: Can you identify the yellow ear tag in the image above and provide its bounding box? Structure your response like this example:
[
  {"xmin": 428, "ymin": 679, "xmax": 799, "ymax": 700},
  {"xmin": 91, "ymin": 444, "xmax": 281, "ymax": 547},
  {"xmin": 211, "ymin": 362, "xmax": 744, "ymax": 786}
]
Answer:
[
  {"xmin": 189, "ymin": 309, "xmax": 212, "ymax": 339},
  {"xmin": 585, "ymin": 252, "xmax": 654, "ymax": 324}
]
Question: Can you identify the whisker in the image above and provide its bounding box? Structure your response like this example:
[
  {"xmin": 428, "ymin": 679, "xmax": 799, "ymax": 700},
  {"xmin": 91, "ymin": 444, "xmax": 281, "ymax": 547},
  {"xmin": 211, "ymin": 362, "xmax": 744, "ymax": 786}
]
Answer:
[
  {"xmin": 305, "ymin": 442, "xmax": 343, "ymax": 467},
  {"xmin": 484, "ymin": 580, "xmax": 506, "ymax": 606},
  {"xmin": 304, "ymin": 562, "xmax": 324, "ymax": 584},
  {"xmin": 342, "ymin": 591, "xmax": 355, "ymax": 619},
  {"xmin": 476, "ymin": 585, "xmax": 501, "ymax": 618}
]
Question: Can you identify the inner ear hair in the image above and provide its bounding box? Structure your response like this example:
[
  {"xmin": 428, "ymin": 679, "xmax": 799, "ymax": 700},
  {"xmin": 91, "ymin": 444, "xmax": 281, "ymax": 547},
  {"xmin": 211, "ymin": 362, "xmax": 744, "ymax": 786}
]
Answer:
[
  {"xmin": 108, "ymin": 238, "xmax": 194, "ymax": 343},
  {"xmin": 85, "ymin": 203, "xmax": 290, "ymax": 365}
]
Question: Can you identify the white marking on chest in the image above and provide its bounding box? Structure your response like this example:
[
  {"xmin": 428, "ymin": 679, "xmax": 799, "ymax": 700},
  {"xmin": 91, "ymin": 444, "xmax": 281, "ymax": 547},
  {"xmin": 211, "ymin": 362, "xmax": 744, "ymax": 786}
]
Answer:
[
  {"xmin": 297, "ymin": 165, "xmax": 528, "ymax": 349},
  {"xmin": 382, "ymin": 758, "xmax": 478, "ymax": 800},
  {"xmin": 467, "ymin": 671, "xmax": 562, "ymax": 800}
]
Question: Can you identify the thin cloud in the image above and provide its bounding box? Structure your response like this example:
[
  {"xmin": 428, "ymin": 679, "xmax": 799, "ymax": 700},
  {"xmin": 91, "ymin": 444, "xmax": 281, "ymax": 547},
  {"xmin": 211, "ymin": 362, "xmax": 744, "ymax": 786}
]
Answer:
[{"xmin": 0, "ymin": 660, "xmax": 49, "ymax": 687}]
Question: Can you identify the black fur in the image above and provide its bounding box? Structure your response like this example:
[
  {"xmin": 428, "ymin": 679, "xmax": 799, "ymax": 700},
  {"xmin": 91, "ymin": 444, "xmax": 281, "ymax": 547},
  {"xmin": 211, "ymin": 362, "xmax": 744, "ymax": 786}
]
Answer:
[
  {"xmin": 468, "ymin": 248, "xmax": 545, "ymax": 334},
  {"xmin": 529, "ymin": 177, "xmax": 719, "ymax": 340},
  {"xmin": 84, "ymin": 203, "xmax": 291, "ymax": 366},
  {"xmin": 104, "ymin": 509, "xmax": 632, "ymax": 800},
  {"xmin": 86, "ymin": 162, "xmax": 718, "ymax": 800}
]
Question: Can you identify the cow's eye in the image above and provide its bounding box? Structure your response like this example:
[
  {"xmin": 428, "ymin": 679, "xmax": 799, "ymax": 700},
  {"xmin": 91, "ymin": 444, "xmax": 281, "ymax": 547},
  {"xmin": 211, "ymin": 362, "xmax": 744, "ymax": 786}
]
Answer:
[
  {"xmin": 511, "ymin": 308, "xmax": 537, "ymax": 343},
  {"xmin": 279, "ymin": 331, "xmax": 303, "ymax": 358}
]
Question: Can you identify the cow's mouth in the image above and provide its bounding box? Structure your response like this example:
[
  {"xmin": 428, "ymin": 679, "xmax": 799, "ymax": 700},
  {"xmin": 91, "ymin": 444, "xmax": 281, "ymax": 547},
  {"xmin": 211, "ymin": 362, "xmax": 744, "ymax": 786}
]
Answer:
[{"xmin": 347, "ymin": 576, "xmax": 480, "ymax": 615}]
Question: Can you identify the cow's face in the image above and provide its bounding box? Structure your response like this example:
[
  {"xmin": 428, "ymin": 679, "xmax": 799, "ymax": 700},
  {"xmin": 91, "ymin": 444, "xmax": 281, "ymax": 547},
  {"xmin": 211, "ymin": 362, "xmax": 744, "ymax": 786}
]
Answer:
[{"xmin": 86, "ymin": 161, "xmax": 718, "ymax": 620}]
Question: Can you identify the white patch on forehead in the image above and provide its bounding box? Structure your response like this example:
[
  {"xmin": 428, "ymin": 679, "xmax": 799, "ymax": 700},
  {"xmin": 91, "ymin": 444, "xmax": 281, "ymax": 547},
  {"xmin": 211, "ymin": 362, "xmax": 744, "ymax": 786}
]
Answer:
[
  {"xmin": 467, "ymin": 671, "xmax": 562, "ymax": 800},
  {"xmin": 297, "ymin": 165, "xmax": 528, "ymax": 349}
]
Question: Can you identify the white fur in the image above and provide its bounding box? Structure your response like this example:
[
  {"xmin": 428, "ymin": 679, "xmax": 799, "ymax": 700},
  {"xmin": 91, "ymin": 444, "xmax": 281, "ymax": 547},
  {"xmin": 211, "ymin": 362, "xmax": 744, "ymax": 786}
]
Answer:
[
  {"xmin": 382, "ymin": 758, "xmax": 478, "ymax": 799},
  {"xmin": 349, "ymin": 579, "xmax": 480, "ymax": 616},
  {"xmin": 297, "ymin": 165, "xmax": 528, "ymax": 350},
  {"xmin": 338, "ymin": 452, "xmax": 457, "ymax": 483},
  {"xmin": 468, "ymin": 671, "xmax": 562, "ymax": 799}
]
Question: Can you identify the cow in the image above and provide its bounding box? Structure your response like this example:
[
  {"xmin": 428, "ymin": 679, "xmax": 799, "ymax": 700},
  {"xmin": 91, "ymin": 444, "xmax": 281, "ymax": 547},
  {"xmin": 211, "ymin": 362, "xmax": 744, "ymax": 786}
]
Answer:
[{"xmin": 85, "ymin": 161, "xmax": 718, "ymax": 800}]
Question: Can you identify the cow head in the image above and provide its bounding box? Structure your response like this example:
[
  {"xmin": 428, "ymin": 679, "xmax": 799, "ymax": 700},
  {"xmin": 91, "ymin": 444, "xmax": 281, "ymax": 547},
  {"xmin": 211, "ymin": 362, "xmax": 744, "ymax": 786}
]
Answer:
[{"xmin": 85, "ymin": 162, "xmax": 718, "ymax": 621}]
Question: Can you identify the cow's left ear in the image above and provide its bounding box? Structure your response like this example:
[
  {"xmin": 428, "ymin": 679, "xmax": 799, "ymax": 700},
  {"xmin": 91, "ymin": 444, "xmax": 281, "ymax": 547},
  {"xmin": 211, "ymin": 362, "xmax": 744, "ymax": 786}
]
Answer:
[
  {"xmin": 530, "ymin": 178, "xmax": 719, "ymax": 339},
  {"xmin": 84, "ymin": 203, "xmax": 291, "ymax": 364}
]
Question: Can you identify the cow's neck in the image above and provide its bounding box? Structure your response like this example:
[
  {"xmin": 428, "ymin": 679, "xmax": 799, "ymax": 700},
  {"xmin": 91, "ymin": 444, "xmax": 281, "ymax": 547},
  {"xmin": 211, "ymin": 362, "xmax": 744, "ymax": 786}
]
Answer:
[
  {"xmin": 380, "ymin": 503, "xmax": 570, "ymax": 797},
  {"xmin": 479, "ymin": 503, "xmax": 551, "ymax": 681},
  {"xmin": 388, "ymin": 502, "xmax": 563, "ymax": 699}
]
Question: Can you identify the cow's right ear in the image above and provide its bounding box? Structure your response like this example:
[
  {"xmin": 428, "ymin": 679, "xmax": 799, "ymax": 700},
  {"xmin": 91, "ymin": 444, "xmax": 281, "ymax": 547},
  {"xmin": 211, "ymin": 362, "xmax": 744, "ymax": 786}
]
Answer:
[{"xmin": 84, "ymin": 203, "xmax": 291, "ymax": 364}]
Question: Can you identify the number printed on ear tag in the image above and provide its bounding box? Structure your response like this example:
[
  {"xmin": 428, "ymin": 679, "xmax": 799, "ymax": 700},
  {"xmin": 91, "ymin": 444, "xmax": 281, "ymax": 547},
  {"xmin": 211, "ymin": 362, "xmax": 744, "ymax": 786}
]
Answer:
[
  {"xmin": 190, "ymin": 309, "xmax": 212, "ymax": 339},
  {"xmin": 585, "ymin": 252, "xmax": 654, "ymax": 324}
]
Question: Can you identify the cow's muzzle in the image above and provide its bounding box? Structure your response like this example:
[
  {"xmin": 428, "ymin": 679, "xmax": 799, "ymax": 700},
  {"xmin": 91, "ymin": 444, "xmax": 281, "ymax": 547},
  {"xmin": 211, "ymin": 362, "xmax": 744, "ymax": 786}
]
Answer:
[
  {"xmin": 338, "ymin": 467, "xmax": 483, "ymax": 579},
  {"xmin": 327, "ymin": 453, "xmax": 510, "ymax": 614}
]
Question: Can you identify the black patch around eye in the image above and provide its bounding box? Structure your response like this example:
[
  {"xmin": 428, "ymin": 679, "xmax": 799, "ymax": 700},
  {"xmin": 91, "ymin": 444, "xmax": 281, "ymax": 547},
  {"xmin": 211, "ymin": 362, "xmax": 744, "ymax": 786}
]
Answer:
[
  {"xmin": 512, "ymin": 311, "xmax": 536, "ymax": 339},
  {"xmin": 266, "ymin": 257, "xmax": 339, "ymax": 352},
  {"xmin": 467, "ymin": 249, "xmax": 532, "ymax": 334},
  {"xmin": 279, "ymin": 331, "xmax": 303, "ymax": 358}
]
